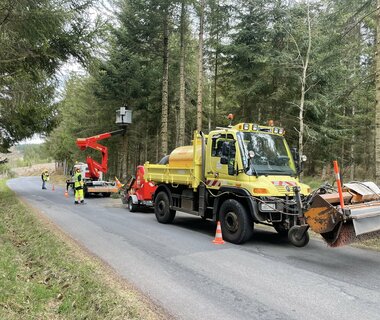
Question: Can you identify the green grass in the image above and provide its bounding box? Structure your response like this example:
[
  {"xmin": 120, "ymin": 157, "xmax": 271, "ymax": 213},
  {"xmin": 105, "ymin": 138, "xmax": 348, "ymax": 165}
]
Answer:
[{"xmin": 0, "ymin": 180, "xmax": 165, "ymax": 320}]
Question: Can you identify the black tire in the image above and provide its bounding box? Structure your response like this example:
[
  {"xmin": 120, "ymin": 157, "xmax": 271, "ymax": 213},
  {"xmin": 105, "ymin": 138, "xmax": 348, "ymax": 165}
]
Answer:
[
  {"xmin": 103, "ymin": 192, "xmax": 111, "ymax": 198},
  {"xmin": 288, "ymin": 226, "xmax": 310, "ymax": 247},
  {"xmin": 154, "ymin": 191, "xmax": 176, "ymax": 223},
  {"xmin": 127, "ymin": 197, "xmax": 138, "ymax": 212},
  {"xmin": 83, "ymin": 185, "xmax": 89, "ymax": 198},
  {"xmin": 273, "ymin": 222, "xmax": 289, "ymax": 237},
  {"xmin": 219, "ymin": 199, "xmax": 253, "ymax": 244}
]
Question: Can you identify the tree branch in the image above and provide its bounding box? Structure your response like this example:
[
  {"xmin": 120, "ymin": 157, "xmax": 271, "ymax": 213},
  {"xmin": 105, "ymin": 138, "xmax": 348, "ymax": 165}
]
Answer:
[{"xmin": 341, "ymin": 4, "xmax": 379, "ymax": 39}]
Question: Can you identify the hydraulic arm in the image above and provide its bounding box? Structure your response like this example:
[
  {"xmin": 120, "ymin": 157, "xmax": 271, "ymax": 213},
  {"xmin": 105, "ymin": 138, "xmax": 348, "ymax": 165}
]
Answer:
[{"xmin": 76, "ymin": 128, "xmax": 125, "ymax": 180}]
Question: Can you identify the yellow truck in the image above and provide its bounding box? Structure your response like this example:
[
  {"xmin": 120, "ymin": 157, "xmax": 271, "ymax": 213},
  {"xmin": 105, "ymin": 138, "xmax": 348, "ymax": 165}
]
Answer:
[
  {"xmin": 144, "ymin": 122, "xmax": 380, "ymax": 247},
  {"xmin": 145, "ymin": 123, "xmax": 313, "ymax": 246}
]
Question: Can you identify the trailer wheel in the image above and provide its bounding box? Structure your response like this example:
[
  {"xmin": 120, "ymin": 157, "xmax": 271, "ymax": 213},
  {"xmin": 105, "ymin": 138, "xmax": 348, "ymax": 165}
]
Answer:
[
  {"xmin": 219, "ymin": 199, "xmax": 253, "ymax": 244},
  {"xmin": 103, "ymin": 192, "xmax": 111, "ymax": 198},
  {"xmin": 288, "ymin": 226, "xmax": 310, "ymax": 247},
  {"xmin": 127, "ymin": 197, "xmax": 138, "ymax": 212},
  {"xmin": 154, "ymin": 191, "xmax": 176, "ymax": 223},
  {"xmin": 83, "ymin": 185, "xmax": 89, "ymax": 198}
]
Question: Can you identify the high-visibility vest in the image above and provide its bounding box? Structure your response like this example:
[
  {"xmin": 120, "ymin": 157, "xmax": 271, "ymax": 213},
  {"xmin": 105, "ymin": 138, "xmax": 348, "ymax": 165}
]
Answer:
[
  {"xmin": 42, "ymin": 172, "xmax": 49, "ymax": 181},
  {"xmin": 74, "ymin": 172, "xmax": 83, "ymax": 188}
]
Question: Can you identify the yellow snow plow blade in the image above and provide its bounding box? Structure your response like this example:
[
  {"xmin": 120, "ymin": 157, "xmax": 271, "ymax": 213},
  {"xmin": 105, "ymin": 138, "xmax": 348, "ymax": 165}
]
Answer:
[{"xmin": 305, "ymin": 182, "xmax": 380, "ymax": 247}]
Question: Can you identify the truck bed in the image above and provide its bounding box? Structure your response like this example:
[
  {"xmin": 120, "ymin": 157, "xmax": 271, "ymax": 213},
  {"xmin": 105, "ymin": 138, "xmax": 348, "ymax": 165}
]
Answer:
[
  {"xmin": 144, "ymin": 163, "xmax": 201, "ymax": 189},
  {"xmin": 144, "ymin": 134, "xmax": 203, "ymax": 190}
]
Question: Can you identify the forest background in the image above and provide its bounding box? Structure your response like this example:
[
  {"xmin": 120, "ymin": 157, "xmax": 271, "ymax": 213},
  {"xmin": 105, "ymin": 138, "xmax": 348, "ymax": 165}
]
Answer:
[{"xmin": 1, "ymin": 0, "xmax": 379, "ymax": 183}]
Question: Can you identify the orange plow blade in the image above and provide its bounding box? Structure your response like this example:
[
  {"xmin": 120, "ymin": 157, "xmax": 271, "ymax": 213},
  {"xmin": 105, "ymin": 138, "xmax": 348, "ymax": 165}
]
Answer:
[{"xmin": 305, "ymin": 182, "xmax": 380, "ymax": 247}]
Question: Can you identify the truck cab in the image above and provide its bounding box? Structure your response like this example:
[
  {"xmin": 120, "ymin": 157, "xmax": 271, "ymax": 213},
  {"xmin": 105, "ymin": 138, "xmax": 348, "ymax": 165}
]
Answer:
[{"xmin": 205, "ymin": 124, "xmax": 309, "ymax": 195}]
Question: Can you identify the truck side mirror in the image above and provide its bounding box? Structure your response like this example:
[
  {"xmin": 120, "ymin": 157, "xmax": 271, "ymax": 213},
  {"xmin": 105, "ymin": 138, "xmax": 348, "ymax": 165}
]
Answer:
[
  {"xmin": 291, "ymin": 147, "xmax": 307, "ymax": 175},
  {"xmin": 291, "ymin": 147, "xmax": 299, "ymax": 163},
  {"xmin": 299, "ymin": 154, "xmax": 307, "ymax": 174}
]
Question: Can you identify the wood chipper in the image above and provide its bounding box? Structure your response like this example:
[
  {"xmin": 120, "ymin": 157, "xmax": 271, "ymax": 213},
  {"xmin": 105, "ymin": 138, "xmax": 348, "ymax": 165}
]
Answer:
[
  {"xmin": 121, "ymin": 165, "xmax": 157, "ymax": 212},
  {"xmin": 303, "ymin": 161, "xmax": 380, "ymax": 247}
]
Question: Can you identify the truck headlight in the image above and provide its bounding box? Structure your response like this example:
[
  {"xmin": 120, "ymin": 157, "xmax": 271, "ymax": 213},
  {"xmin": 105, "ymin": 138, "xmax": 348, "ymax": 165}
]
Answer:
[{"xmin": 259, "ymin": 202, "xmax": 277, "ymax": 212}]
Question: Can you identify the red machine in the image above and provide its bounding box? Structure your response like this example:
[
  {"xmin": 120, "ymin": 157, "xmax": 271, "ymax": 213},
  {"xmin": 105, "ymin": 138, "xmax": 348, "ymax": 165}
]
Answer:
[
  {"xmin": 76, "ymin": 129, "xmax": 125, "ymax": 180},
  {"xmin": 122, "ymin": 166, "xmax": 157, "ymax": 211},
  {"xmin": 72, "ymin": 128, "xmax": 125, "ymax": 197}
]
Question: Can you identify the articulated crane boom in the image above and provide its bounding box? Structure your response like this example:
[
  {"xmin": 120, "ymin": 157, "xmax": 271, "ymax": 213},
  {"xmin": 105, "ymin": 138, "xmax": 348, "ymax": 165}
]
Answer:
[
  {"xmin": 70, "ymin": 128, "xmax": 125, "ymax": 197},
  {"xmin": 76, "ymin": 129, "xmax": 125, "ymax": 180}
]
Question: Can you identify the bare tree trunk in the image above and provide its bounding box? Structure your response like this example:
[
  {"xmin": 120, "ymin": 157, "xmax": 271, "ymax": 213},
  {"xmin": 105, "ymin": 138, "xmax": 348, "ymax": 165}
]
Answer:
[
  {"xmin": 196, "ymin": 0, "xmax": 205, "ymax": 132},
  {"xmin": 121, "ymin": 134, "xmax": 128, "ymax": 180},
  {"xmin": 127, "ymin": 141, "xmax": 130, "ymax": 175},
  {"xmin": 257, "ymin": 105, "xmax": 262, "ymax": 123},
  {"xmin": 156, "ymin": 130, "xmax": 159, "ymax": 162},
  {"xmin": 208, "ymin": 84, "xmax": 212, "ymax": 132},
  {"xmin": 178, "ymin": 0, "xmax": 186, "ymax": 146},
  {"xmin": 298, "ymin": 4, "xmax": 311, "ymax": 171},
  {"xmin": 213, "ymin": 31, "xmax": 219, "ymax": 129},
  {"xmin": 350, "ymin": 105, "xmax": 355, "ymax": 181},
  {"xmin": 144, "ymin": 119, "xmax": 148, "ymax": 163},
  {"xmin": 161, "ymin": 10, "xmax": 169, "ymax": 158},
  {"xmin": 175, "ymin": 107, "xmax": 179, "ymax": 145},
  {"xmin": 341, "ymin": 106, "xmax": 346, "ymax": 168},
  {"xmin": 376, "ymin": 0, "xmax": 380, "ymax": 183}
]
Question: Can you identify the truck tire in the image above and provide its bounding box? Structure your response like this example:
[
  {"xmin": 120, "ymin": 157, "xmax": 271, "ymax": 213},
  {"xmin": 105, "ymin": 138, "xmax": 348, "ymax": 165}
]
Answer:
[
  {"xmin": 154, "ymin": 191, "xmax": 176, "ymax": 224},
  {"xmin": 219, "ymin": 199, "xmax": 253, "ymax": 244},
  {"xmin": 127, "ymin": 197, "xmax": 138, "ymax": 212},
  {"xmin": 83, "ymin": 185, "xmax": 89, "ymax": 198},
  {"xmin": 102, "ymin": 192, "xmax": 111, "ymax": 198}
]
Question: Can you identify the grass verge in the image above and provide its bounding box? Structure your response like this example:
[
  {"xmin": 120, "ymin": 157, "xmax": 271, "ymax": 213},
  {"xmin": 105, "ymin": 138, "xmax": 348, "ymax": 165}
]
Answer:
[{"xmin": 0, "ymin": 179, "xmax": 169, "ymax": 320}]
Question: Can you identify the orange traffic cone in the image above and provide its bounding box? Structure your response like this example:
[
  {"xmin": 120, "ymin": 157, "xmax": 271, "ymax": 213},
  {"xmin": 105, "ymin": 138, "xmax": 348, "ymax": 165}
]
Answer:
[
  {"xmin": 64, "ymin": 191, "xmax": 69, "ymax": 198},
  {"xmin": 212, "ymin": 221, "xmax": 225, "ymax": 245},
  {"xmin": 52, "ymin": 184, "xmax": 55, "ymax": 191},
  {"xmin": 115, "ymin": 176, "xmax": 123, "ymax": 189}
]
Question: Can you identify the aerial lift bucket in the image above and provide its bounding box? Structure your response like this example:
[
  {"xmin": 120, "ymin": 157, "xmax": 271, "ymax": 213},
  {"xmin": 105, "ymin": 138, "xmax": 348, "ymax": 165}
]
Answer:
[{"xmin": 304, "ymin": 161, "xmax": 380, "ymax": 247}]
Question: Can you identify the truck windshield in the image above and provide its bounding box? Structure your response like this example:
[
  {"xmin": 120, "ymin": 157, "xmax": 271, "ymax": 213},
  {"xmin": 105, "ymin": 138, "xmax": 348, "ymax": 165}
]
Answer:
[{"xmin": 237, "ymin": 132, "xmax": 296, "ymax": 176}]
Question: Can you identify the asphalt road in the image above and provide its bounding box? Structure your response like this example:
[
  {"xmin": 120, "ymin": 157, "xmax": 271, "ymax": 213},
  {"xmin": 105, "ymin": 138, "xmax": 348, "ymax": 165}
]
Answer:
[{"xmin": 7, "ymin": 177, "xmax": 380, "ymax": 320}]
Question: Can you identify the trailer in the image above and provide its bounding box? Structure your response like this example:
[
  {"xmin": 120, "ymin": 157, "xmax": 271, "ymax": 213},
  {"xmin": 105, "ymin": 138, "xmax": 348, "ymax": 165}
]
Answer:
[{"xmin": 121, "ymin": 165, "xmax": 157, "ymax": 211}]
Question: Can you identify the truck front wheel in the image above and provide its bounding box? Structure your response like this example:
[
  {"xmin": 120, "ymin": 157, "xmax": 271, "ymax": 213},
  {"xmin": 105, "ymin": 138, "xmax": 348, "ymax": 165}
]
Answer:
[
  {"xmin": 127, "ymin": 197, "xmax": 138, "ymax": 212},
  {"xmin": 154, "ymin": 191, "xmax": 176, "ymax": 224},
  {"xmin": 219, "ymin": 199, "xmax": 253, "ymax": 244}
]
